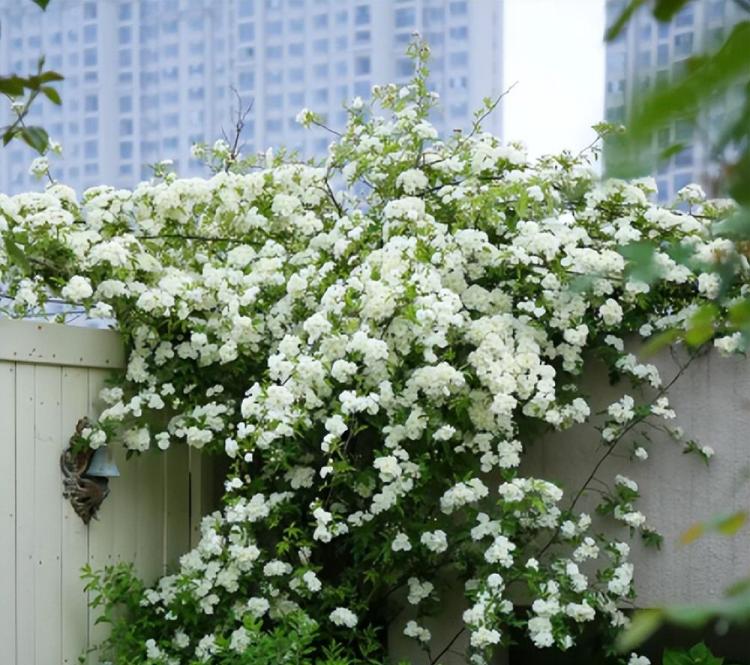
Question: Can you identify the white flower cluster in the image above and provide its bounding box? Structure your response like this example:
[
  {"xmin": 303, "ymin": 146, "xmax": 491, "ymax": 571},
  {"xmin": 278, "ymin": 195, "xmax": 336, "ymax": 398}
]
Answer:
[{"xmin": 0, "ymin": 45, "xmax": 742, "ymax": 665}]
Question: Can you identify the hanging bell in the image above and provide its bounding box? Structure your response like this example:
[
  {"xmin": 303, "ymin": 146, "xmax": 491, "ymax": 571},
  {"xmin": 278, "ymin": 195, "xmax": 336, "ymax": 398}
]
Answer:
[{"xmin": 84, "ymin": 446, "xmax": 121, "ymax": 478}]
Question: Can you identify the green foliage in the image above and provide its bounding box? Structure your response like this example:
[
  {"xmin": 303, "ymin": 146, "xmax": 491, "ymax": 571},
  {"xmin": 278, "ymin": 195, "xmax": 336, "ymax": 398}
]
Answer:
[
  {"xmin": 663, "ymin": 642, "xmax": 734, "ymax": 665},
  {"xmin": 0, "ymin": 2, "xmax": 63, "ymax": 155},
  {"xmin": 83, "ymin": 563, "xmax": 369, "ymax": 665}
]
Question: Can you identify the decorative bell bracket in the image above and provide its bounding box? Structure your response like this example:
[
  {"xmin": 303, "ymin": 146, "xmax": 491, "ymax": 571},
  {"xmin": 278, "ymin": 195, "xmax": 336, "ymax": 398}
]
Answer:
[{"xmin": 61, "ymin": 417, "xmax": 120, "ymax": 524}]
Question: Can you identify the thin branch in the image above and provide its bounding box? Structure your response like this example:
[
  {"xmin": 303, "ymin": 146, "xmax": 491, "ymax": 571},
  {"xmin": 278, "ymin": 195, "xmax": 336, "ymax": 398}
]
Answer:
[
  {"xmin": 534, "ymin": 349, "xmax": 700, "ymax": 561},
  {"xmin": 429, "ymin": 627, "xmax": 465, "ymax": 665},
  {"xmin": 224, "ymin": 87, "xmax": 254, "ymax": 172},
  {"xmin": 311, "ymin": 119, "xmax": 343, "ymax": 138}
]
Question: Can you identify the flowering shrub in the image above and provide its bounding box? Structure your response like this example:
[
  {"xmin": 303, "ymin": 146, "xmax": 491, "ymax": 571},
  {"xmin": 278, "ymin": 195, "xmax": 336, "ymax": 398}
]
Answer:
[{"xmin": 0, "ymin": 43, "xmax": 746, "ymax": 664}]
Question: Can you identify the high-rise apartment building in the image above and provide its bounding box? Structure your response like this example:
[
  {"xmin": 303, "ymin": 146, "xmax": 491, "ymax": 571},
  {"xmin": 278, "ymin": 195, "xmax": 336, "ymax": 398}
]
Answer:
[
  {"xmin": 605, "ymin": 0, "xmax": 744, "ymax": 201},
  {"xmin": 0, "ymin": 0, "xmax": 503, "ymax": 195}
]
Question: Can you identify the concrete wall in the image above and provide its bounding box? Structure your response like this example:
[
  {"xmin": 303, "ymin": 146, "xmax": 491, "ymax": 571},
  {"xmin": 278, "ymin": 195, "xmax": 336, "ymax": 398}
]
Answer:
[
  {"xmin": 524, "ymin": 349, "xmax": 750, "ymax": 607},
  {"xmin": 390, "ymin": 348, "xmax": 750, "ymax": 664}
]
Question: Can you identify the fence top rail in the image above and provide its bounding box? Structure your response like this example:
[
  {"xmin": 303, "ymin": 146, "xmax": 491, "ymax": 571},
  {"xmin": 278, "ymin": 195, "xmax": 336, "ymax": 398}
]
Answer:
[{"xmin": 0, "ymin": 319, "xmax": 125, "ymax": 369}]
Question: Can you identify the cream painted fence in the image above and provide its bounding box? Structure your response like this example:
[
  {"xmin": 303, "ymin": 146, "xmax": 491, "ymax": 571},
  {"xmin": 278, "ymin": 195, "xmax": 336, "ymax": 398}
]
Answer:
[{"xmin": 0, "ymin": 319, "xmax": 216, "ymax": 665}]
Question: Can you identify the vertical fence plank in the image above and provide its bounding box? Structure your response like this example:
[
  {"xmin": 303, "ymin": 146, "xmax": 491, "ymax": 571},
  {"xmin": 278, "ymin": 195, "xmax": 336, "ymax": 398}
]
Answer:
[
  {"xmin": 61, "ymin": 367, "xmax": 90, "ymax": 665},
  {"xmin": 164, "ymin": 444, "xmax": 190, "ymax": 573},
  {"xmin": 33, "ymin": 365, "xmax": 64, "ymax": 665},
  {"xmin": 85, "ymin": 368, "xmax": 118, "ymax": 661},
  {"xmin": 0, "ymin": 362, "xmax": 17, "ymax": 665},
  {"xmin": 15, "ymin": 363, "xmax": 36, "ymax": 665},
  {"xmin": 134, "ymin": 448, "xmax": 166, "ymax": 584},
  {"xmin": 189, "ymin": 447, "xmax": 204, "ymax": 548}
]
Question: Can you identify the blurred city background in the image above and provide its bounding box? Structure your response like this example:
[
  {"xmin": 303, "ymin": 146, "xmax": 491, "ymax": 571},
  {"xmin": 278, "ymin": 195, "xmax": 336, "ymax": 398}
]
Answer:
[{"xmin": 0, "ymin": 0, "xmax": 742, "ymax": 202}]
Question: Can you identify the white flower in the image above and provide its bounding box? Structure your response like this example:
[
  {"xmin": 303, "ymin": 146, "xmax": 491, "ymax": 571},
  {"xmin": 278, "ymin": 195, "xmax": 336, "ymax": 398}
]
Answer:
[
  {"xmin": 628, "ymin": 654, "xmax": 651, "ymax": 665},
  {"xmin": 302, "ymin": 570, "xmax": 322, "ymax": 592},
  {"xmin": 697, "ymin": 272, "xmax": 721, "ymax": 299},
  {"xmin": 247, "ymin": 597, "xmax": 270, "ymax": 618},
  {"xmin": 403, "ymin": 619, "xmax": 431, "ymax": 643},
  {"xmin": 599, "ymin": 298, "xmax": 623, "ymax": 326},
  {"xmin": 407, "ymin": 577, "xmax": 434, "ymax": 605},
  {"xmin": 470, "ymin": 626, "xmax": 501, "ymax": 648},
  {"xmin": 391, "ymin": 532, "xmax": 412, "ymax": 552},
  {"xmin": 61, "ymin": 275, "xmax": 93, "ymax": 302},
  {"xmin": 395, "ymin": 168, "xmax": 428, "ymax": 194},
  {"xmin": 420, "ymin": 529, "xmax": 448, "ymax": 553},
  {"xmin": 29, "ymin": 156, "xmax": 49, "ymax": 178},
  {"xmin": 329, "ymin": 607, "xmax": 358, "ymax": 628}
]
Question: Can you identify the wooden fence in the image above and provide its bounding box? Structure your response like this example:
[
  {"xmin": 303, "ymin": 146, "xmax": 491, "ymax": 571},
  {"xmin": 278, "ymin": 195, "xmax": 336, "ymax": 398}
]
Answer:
[{"xmin": 0, "ymin": 319, "xmax": 215, "ymax": 665}]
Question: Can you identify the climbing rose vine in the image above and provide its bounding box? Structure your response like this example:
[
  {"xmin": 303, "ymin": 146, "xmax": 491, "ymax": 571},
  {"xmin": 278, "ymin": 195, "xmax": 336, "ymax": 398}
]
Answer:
[{"xmin": 0, "ymin": 44, "xmax": 745, "ymax": 664}]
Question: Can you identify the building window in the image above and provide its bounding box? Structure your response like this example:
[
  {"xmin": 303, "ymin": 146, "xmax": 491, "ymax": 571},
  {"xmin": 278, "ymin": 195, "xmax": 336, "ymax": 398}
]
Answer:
[
  {"xmin": 354, "ymin": 5, "xmax": 369, "ymax": 25},
  {"xmin": 119, "ymin": 3, "xmax": 132, "ymax": 21},
  {"xmin": 395, "ymin": 8, "xmax": 415, "ymax": 27},
  {"xmin": 674, "ymin": 32, "xmax": 693, "ymax": 58},
  {"xmin": 239, "ymin": 71, "xmax": 255, "ymax": 89},
  {"xmin": 354, "ymin": 80, "xmax": 370, "ymax": 97},
  {"xmin": 84, "ymin": 48, "xmax": 97, "ymax": 67},
  {"xmin": 120, "ymin": 118, "xmax": 133, "ymax": 134},
  {"xmin": 84, "ymin": 117, "xmax": 98, "ymax": 134},
  {"xmin": 84, "ymin": 140, "xmax": 98, "ymax": 159},
  {"xmin": 449, "ymin": 1, "xmax": 468, "ymax": 16},
  {"xmin": 119, "ymin": 26, "xmax": 132, "ymax": 43},
  {"xmin": 449, "ymin": 51, "xmax": 468, "ymax": 67},
  {"xmin": 239, "ymin": 22, "xmax": 254, "ymax": 41},
  {"xmin": 396, "ymin": 58, "xmax": 413, "ymax": 77},
  {"xmin": 120, "ymin": 142, "xmax": 133, "ymax": 159},
  {"xmin": 238, "ymin": 0, "xmax": 254, "ymax": 18},
  {"xmin": 119, "ymin": 95, "xmax": 133, "ymax": 113},
  {"xmin": 355, "ymin": 55, "xmax": 370, "ymax": 76},
  {"xmin": 85, "ymin": 95, "xmax": 98, "ymax": 112},
  {"xmin": 84, "ymin": 2, "xmax": 97, "ymax": 19}
]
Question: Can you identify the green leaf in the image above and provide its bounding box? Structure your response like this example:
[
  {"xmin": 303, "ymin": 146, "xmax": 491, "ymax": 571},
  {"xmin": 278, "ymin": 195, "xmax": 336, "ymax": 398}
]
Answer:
[
  {"xmin": 38, "ymin": 70, "xmax": 64, "ymax": 84},
  {"xmin": 30, "ymin": 0, "xmax": 51, "ymax": 8},
  {"xmin": 0, "ymin": 75, "xmax": 27, "ymax": 97},
  {"xmin": 3, "ymin": 236, "xmax": 30, "ymax": 272},
  {"xmin": 652, "ymin": 0, "xmax": 693, "ymax": 21},
  {"xmin": 616, "ymin": 608, "xmax": 663, "ymax": 651},
  {"xmin": 2, "ymin": 127, "xmax": 20, "ymax": 146},
  {"xmin": 684, "ymin": 303, "xmax": 719, "ymax": 347},
  {"xmin": 641, "ymin": 328, "xmax": 680, "ymax": 357},
  {"xmin": 604, "ymin": 0, "xmax": 647, "ymax": 41},
  {"xmin": 619, "ymin": 241, "xmax": 660, "ymax": 284},
  {"xmin": 20, "ymin": 125, "xmax": 49, "ymax": 154},
  {"xmin": 41, "ymin": 86, "xmax": 61, "ymax": 105},
  {"xmin": 607, "ymin": 22, "xmax": 750, "ymax": 179},
  {"xmin": 715, "ymin": 511, "xmax": 748, "ymax": 537}
]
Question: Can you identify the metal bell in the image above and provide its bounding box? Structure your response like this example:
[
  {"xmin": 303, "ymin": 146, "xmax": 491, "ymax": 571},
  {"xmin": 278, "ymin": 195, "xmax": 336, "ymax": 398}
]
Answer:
[{"xmin": 84, "ymin": 446, "xmax": 121, "ymax": 478}]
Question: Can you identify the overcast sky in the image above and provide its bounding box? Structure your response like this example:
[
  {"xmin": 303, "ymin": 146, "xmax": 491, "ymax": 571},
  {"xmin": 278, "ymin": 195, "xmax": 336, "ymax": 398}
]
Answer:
[{"xmin": 501, "ymin": 0, "xmax": 606, "ymax": 159}]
